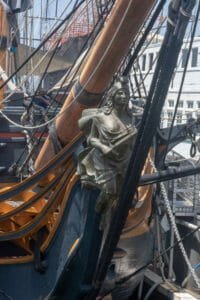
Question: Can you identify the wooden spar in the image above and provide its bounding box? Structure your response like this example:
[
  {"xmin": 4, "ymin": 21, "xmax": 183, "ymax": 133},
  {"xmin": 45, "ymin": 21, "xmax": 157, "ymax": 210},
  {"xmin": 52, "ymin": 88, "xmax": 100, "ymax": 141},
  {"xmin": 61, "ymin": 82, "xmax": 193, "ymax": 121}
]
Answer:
[
  {"xmin": 0, "ymin": 4, "xmax": 9, "ymax": 109},
  {"xmin": 35, "ymin": 0, "xmax": 155, "ymax": 170}
]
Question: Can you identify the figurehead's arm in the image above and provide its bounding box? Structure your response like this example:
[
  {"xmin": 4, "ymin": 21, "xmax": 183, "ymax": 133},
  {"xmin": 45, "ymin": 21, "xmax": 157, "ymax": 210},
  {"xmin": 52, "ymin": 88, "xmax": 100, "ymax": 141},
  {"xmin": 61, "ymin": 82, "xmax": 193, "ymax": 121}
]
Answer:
[{"xmin": 88, "ymin": 137, "xmax": 111, "ymax": 154}]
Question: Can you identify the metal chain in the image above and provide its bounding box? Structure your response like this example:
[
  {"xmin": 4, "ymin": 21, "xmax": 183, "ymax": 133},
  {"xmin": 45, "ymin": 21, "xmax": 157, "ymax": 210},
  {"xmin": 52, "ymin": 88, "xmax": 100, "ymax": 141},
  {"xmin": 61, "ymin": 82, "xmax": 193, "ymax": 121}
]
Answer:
[{"xmin": 149, "ymin": 156, "xmax": 200, "ymax": 288}]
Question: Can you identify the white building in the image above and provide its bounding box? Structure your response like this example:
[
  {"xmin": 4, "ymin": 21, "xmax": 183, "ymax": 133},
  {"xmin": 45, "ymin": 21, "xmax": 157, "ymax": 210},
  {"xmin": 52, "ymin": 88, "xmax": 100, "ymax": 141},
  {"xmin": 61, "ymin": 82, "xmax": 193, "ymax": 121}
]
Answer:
[{"xmin": 133, "ymin": 36, "xmax": 200, "ymax": 128}]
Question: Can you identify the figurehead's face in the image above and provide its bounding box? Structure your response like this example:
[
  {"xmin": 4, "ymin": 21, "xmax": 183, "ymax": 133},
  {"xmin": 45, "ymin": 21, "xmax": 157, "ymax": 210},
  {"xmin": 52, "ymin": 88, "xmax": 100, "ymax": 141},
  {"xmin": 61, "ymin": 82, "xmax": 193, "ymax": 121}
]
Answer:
[
  {"xmin": 113, "ymin": 88, "xmax": 129, "ymax": 108},
  {"xmin": 108, "ymin": 76, "xmax": 130, "ymax": 110}
]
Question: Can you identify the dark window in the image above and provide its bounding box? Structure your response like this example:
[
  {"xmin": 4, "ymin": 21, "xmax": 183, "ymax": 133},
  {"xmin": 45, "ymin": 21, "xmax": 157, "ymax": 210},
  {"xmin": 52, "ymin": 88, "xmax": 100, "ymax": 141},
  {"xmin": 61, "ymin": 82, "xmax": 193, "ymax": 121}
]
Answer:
[
  {"xmin": 187, "ymin": 101, "xmax": 194, "ymax": 109},
  {"xmin": 182, "ymin": 49, "xmax": 189, "ymax": 68},
  {"xmin": 191, "ymin": 47, "xmax": 198, "ymax": 67},
  {"xmin": 160, "ymin": 112, "xmax": 164, "ymax": 128},
  {"xmin": 176, "ymin": 112, "xmax": 182, "ymax": 124},
  {"xmin": 168, "ymin": 100, "xmax": 174, "ymax": 107},
  {"xmin": 186, "ymin": 113, "xmax": 193, "ymax": 121},
  {"xmin": 142, "ymin": 54, "xmax": 146, "ymax": 71},
  {"xmin": 149, "ymin": 53, "xmax": 154, "ymax": 70},
  {"xmin": 196, "ymin": 112, "xmax": 200, "ymax": 120},
  {"xmin": 178, "ymin": 101, "xmax": 183, "ymax": 108},
  {"xmin": 168, "ymin": 111, "xmax": 173, "ymax": 119},
  {"xmin": 167, "ymin": 111, "xmax": 173, "ymax": 127},
  {"xmin": 198, "ymin": 102, "xmax": 200, "ymax": 109}
]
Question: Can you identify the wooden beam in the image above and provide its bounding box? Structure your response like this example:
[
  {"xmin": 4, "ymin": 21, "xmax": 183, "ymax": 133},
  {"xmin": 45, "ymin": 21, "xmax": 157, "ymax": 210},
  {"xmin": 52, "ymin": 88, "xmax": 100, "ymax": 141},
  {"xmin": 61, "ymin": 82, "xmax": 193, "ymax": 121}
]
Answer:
[{"xmin": 35, "ymin": 0, "xmax": 155, "ymax": 170}]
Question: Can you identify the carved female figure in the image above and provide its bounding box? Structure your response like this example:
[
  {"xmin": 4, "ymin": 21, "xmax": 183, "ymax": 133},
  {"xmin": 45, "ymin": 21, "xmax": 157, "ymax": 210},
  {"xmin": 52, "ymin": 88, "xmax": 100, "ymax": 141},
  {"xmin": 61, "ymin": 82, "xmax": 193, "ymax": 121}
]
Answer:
[{"xmin": 78, "ymin": 77, "xmax": 137, "ymax": 218}]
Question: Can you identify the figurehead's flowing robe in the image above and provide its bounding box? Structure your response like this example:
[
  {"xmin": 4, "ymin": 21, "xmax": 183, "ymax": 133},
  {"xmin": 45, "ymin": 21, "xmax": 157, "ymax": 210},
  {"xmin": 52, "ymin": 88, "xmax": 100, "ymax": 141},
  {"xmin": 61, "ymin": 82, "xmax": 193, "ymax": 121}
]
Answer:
[{"xmin": 78, "ymin": 107, "xmax": 137, "ymax": 195}]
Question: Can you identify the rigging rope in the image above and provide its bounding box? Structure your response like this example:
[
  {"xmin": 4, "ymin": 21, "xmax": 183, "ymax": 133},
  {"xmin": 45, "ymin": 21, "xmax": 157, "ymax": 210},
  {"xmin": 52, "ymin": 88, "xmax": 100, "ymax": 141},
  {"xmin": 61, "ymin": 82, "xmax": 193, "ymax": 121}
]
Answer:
[
  {"xmin": 131, "ymin": 2, "xmax": 196, "ymax": 97},
  {"xmin": 0, "ymin": 0, "xmax": 86, "ymax": 105},
  {"xmin": 149, "ymin": 157, "xmax": 200, "ymax": 288},
  {"xmin": 13, "ymin": 0, "xmax": 114, "ymax": 172},
  {"xmin": 0, "ymin": 0, "xmax": 133, "ymax": 131},
  {"xmin": 123, "ymin": 0, "xmax": 167, "ymax": 76},
  {"xmin": 0, "ymin": 0, "xmax": 86, "ymax": 91},
  {"xmin": 0, "ymin": 0, "xmax": 106, "ymax": 104},
  {"xmin": 85, "ymin": 2, "xmax": 197, "ymax": 298},
  {"xmin": 132, "ymin": 18, "xmax": 192, "ymax": 96},
  {"xmin": 163, "ymin": 0, "xmax": 200, "ymax": 160},
  {"xmin": 99, "ymin": 223, "xmax": 200, "ymax": 298},
  {"xmin": 0, "ymin": 0, "xmax": 106, "ymax": 142},
  {"xmin": 1, "ymin": 0, "xmax": 106, "ymax": 106},
  {"xmin": 129, "ymin": 15, "xmax": 169, "ymax": 96}
]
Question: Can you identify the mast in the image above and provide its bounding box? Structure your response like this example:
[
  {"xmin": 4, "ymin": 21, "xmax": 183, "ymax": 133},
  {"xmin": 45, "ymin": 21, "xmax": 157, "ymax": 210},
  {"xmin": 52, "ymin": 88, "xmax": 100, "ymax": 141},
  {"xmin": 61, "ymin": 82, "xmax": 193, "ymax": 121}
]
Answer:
[
  {"xmin": 0, "ymin": 3, "xmax": 9, "ymax": 109},
  {"xmin": 35, "ymin": 0, "xmax": 155, "ymax": 170}
]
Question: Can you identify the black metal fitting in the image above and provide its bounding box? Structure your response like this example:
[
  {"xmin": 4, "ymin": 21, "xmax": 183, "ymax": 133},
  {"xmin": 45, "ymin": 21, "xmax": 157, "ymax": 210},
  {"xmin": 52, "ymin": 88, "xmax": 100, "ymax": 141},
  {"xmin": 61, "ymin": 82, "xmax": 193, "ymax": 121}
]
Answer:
[{"xmin": 74, "ymin": 80, "xmax": 103, "ymax": 106}]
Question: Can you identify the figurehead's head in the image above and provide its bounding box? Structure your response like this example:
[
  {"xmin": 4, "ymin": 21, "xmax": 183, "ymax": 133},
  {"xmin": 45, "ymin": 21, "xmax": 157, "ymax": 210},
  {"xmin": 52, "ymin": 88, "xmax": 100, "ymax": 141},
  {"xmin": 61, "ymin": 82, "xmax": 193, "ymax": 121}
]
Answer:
[{"xmin": 110, "ymin": 77, "xmax": 130, "ymax": 109}]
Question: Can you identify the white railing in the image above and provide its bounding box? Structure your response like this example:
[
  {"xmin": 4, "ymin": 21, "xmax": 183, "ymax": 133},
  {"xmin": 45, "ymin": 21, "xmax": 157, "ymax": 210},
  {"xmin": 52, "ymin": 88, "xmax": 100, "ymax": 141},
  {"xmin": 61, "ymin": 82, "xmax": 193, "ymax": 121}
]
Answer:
[{"xmin": 166, "ymin": 150, "xmax": 200, "ymax": 216}]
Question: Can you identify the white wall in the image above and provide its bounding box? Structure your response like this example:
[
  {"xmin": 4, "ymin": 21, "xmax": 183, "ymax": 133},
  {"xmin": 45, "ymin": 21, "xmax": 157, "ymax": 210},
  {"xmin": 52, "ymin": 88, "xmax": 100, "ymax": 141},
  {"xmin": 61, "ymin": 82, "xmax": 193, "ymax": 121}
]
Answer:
[{"xmin": 132, "ymin": 37, "xmax": 200, "ymax": 127}]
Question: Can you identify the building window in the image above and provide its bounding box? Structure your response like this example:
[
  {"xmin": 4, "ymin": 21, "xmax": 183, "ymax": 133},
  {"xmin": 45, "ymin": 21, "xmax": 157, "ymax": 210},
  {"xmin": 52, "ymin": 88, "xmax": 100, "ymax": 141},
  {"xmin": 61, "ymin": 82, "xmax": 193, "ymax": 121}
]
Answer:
[
  {"xmin": 178, "ymin": 101, "xmax": 183, "ymax": 108},
  {"xmin": 187, "ymin": 101, "xmax": 194, "ymax": 109},
  {"xmin": 167, "ymin": 111, "xmax": 173, "ymax": 127},
  {"xmin": 149, "ymin": 53, "xmax": 154, "ymax": 70},
  {"xmin": 134, "ymin": 60, "xmax": 139, "ymax": 72},
  {"xmin": 142, "ymin": 54, "xmax": 146, "ymax": 71},
  {"xmin": 176, "ymin": 112, "xmax": 182, "ymax": 124},
  {"xmin": 186, "ymin": 112, "xmax": 193, "ymax": 122},
  {"xmin": 160, "ymin": 111, "xmax": 164, "ymax": 128},
  {"xmin": 182, "ymin": 49, "xmax": 189, "ymax": 68},
  {"xmin": 196, "ymin": 112, "xmax": 200, "ymax": 120},
  {"xmin": 191, "ymin": 47, "xmax": 198, "ymax": 67},
  {"xmin": 168, "ymin": 100, "xmax": 174, "ymax": 107},
  {"xmin": 198, "ymin": 102, "xmax": 200, "ymax": 109}
]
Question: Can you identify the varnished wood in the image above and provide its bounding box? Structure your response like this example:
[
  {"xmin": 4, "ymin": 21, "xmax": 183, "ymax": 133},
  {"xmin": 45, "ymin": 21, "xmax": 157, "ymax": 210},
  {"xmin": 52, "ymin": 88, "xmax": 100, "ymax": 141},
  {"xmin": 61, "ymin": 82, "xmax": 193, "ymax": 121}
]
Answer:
[
  {"xmin": 35, "ymin": 0, "xmax": 155, "ymax": 170},
  {"xmin": 40, "ymin": 173, "xmax": 78, "ymax": 252},
  {"xmin": 0, "ymin": 1, "xmax": 156, "ymax": 263}
]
